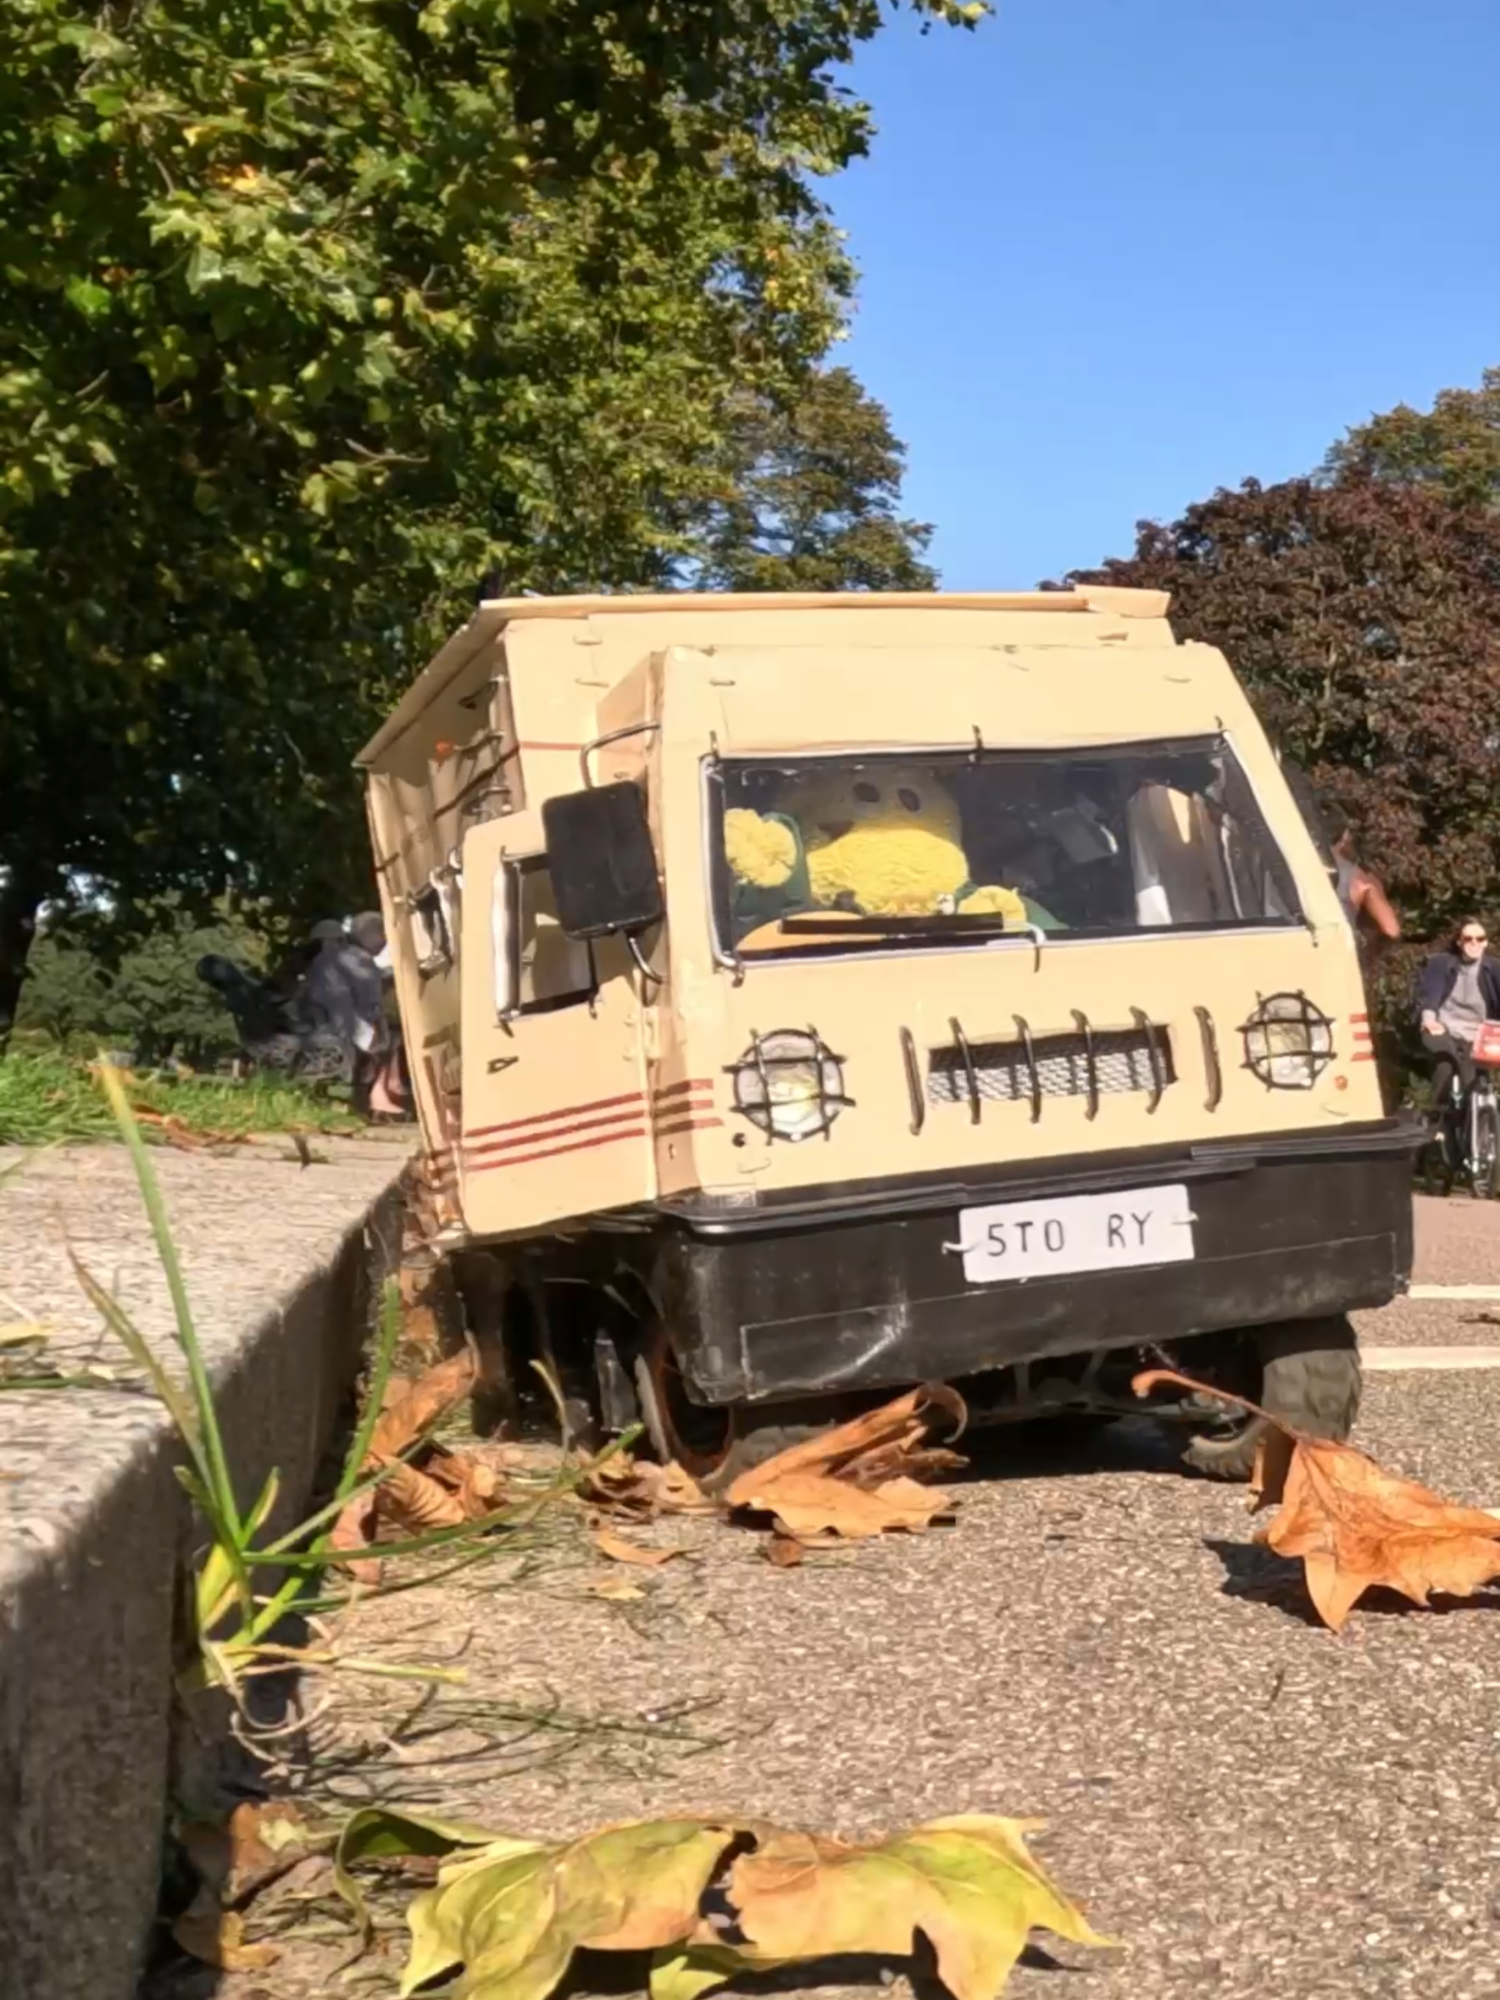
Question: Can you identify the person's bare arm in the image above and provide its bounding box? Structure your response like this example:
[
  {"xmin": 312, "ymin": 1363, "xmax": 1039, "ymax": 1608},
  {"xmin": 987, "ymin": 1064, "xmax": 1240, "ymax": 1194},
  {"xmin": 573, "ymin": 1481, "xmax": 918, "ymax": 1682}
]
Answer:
[{"xmin": 1354, "ymin": 869, "xmax": 1402, "ymax": 941}]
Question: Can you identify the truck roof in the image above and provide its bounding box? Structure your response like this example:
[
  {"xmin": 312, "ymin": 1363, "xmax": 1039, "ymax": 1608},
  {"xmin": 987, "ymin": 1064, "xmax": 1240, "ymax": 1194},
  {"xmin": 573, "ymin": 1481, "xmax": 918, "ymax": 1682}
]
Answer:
[{"xmin": 356, "ymin": 585, "xmax": 1173, "ymax": 768}]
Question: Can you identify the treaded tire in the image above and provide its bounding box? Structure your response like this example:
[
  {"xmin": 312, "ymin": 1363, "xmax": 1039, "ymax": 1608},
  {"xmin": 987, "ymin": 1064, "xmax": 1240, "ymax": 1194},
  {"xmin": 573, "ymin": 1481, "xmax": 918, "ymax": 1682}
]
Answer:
[
  {"xmin": 1181, "ymin": 1316, "xmax": 1362, "ymax": 1483},
  {"xmin": 630, "ymin": 1350, "xmax": 820, "ymax": 1498}
]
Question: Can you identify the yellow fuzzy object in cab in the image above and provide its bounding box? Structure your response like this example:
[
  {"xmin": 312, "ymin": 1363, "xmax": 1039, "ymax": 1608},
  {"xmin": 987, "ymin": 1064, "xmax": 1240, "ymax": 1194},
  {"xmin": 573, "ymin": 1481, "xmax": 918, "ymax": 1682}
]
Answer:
[{"xmin": 753, "ymin": 763, "xmax": 1026, "ymax": 921}]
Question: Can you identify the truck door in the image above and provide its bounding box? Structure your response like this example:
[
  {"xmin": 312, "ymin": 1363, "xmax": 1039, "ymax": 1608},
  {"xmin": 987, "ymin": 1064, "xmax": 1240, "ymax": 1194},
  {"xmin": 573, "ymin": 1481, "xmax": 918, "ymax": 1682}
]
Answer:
[{"xmin": 456, "ymin": 813, "xmax": 654, "ymax": 1238}]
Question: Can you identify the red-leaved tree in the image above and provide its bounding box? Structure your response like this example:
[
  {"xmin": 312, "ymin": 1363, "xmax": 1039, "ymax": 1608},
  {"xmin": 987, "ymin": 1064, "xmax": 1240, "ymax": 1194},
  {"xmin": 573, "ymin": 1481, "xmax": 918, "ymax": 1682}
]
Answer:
[{"xmin": 1067, "ymin": 474, "xmax": 1500, "ymax": 941}]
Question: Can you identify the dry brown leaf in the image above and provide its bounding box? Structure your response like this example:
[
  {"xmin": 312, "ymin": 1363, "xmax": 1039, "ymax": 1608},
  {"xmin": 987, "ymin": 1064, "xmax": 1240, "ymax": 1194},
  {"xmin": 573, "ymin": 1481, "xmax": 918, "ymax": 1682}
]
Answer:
[
  {"xmin": 399, "ymin": 1263, "xmax": 434, "ymax": 1308},
  {"xmin": 180, "ymin": 1801, "xmax": 311, "ymax": 1905},
  {"xmin": 727, "ymin": 1385, "xmax": 965, "ymax": 1499},
  {"xmin": 591, "ymin": 1526, "xmax": 683, "ymax": 1567},
  {"xmin": 741, "ymin": 1471, "xmax": 954, "ymax": 1541},
  {"xmin": 1134, "ymin": 1367, "xmax": 1500, "ymax": 1632},
  {"xmin": 328, "ymin": 1488, "xmax": 382, "ymax": 1585},
  {"xmin": 725, "ymin": 1389, "xmax": 963, "ymax": 1497},
  {"xmin": 426, "ymin": 1445, "xmax": 506, "ymax": 1518},
  {"xmin": 581, "ymin": 1453, "xmax": 715, "ymax": 1519},
  {"xmin": 133, "ymin": 1107, "xmax": 246, "ymax": 1152},
  {"xmin": 403, "ymin": 1301, "xmax": 443, "ymax": 1358},
  {"xmin": 840, "ymin": 1441, "xmax": 968, "ymax": 1490},
  {"xmin": 253, "ymin": 1852, "xmax": 337, "ymax": 1909},
  {"xmin": 652, "ymin": 1461, "xmax": 716, "ymax": 1513},
  {"xmin": 589, "ymin": 1575, "xmax": 648, "ymax": 1601},
  {"xmin": 369, "ymin": 1349, "xmax": 477, "ymax": 1460},
  {"xmin": 765, "ymin": 1533, "xmax": 805, "ymax": 1568},
  {"xmin": 379, "ymin": 1459, "xmax": 469, "ymax": 1533},
  {"xmin": 726, "ymin": 1386, "xmax": 965, "ymax": 1543},
  {"xmin": 172, "ymin": 1900, "xmax": 280, "ymax": 1973},
  {"xmin": 327, "ymin": 1347, "xmax": 501, "ymax": 1569}
]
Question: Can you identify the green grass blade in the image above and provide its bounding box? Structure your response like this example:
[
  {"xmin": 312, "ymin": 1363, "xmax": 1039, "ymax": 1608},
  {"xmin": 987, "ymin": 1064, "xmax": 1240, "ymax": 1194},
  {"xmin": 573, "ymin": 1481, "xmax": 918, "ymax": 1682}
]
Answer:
[
  {"xmin": 257, "ymin": 1508, "xmax": 524, "ymax": 1571},
  {"xmin": 334, "ymin": 1276, "xmax": 401, "ymax": 1505},
  {"xmin": 71, "ymin": 1250, "xmax": 211, "ymax": 1482},
  {"xmin": 95, "ymin": 1059, "xmax": 242, "ymax": 1538}
]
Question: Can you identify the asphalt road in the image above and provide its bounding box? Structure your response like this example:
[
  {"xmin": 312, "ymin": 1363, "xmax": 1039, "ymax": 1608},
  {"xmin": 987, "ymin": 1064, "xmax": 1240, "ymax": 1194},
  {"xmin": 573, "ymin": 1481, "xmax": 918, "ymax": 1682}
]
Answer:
[{"xmin": 150, "ymin": 1192, "xmax": 1500, "ymax": 2000}]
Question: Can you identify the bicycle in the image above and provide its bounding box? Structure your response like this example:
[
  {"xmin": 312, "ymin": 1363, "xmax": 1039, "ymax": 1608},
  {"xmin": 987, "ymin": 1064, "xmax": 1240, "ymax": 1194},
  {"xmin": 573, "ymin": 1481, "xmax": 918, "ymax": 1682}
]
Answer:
[{"xmin": 1423, "ymin": 1021, "xmax": 1500, "ymax": 1200}]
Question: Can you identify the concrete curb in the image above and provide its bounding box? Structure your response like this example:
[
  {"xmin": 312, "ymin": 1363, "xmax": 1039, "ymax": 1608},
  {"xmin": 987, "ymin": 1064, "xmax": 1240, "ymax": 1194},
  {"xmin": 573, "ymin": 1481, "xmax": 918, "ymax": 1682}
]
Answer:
[{"xmin": 0, "ymin": 1140, "xmax": 408, "ymax": 2000}]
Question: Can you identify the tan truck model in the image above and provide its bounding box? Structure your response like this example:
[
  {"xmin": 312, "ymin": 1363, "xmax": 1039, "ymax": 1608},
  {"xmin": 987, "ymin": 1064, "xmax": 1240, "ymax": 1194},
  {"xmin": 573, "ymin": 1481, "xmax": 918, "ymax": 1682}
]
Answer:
[{"xmin": 358, "ymin": 588, "xmax": 1420, "ymax": 1485}]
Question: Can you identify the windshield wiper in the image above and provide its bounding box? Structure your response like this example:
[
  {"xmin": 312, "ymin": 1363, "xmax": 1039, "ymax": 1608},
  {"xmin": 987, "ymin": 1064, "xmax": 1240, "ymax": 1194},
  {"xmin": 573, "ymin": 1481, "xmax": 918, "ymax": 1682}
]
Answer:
[{"xmin": 777, "ymin": 912, "xmax": 1044, "ymax": 942}]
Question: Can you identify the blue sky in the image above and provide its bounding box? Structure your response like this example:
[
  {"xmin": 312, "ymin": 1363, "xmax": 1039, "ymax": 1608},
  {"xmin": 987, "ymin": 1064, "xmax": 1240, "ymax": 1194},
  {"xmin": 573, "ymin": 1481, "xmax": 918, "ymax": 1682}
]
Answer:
[{"xmin": 832, "ymin": 0, "xmax": 1500, "ymax": 589}]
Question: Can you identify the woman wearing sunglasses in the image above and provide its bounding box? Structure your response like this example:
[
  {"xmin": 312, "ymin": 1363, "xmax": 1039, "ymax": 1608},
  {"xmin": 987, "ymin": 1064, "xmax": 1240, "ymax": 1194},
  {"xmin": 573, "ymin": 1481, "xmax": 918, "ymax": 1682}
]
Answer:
[{"xmin": 1417, "ymin": 918, "xmax": 1500, "ymax": 1116}]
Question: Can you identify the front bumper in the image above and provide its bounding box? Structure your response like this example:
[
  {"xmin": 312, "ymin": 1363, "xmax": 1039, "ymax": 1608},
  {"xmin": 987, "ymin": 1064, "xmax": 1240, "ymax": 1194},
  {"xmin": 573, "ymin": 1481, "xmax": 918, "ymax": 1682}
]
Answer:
[{"xmin": 642, "ymin": 1117, "xmax": 1422, "ymax": 1405}]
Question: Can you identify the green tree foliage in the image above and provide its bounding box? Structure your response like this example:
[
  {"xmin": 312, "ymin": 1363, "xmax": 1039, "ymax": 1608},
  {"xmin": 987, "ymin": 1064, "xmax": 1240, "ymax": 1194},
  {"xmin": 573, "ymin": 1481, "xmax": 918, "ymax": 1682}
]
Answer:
[
  {"xmin": 684, "ymin": 366, "xmax": 936, "ymax": 591},
  {"xmin": 16, "ymin": 899, "xmax": 269, "ymax": 1061},
  {"xmin": 0, "ymin": 0, "xmax": 982, "ymax": 1027},
  {"xmin": 1066, "ymin": 474, "xmax": 1500, "ymax": 938},
  {"xmin": 1328, "ymin": 366, "xmax": 1500, "ymax": 509}
]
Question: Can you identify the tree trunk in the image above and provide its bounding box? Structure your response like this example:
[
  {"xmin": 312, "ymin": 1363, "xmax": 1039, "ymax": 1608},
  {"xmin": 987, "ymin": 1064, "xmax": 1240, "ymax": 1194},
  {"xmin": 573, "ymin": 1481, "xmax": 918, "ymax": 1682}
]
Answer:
[{"xmin": 0, "ymin": 861, "xmax": 51, "ymax": 1041}]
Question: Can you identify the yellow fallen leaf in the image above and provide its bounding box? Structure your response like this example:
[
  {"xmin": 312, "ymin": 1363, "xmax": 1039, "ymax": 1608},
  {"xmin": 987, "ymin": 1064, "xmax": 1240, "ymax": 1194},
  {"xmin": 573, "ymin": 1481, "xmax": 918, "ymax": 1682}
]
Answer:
[
  {"xmin": 589, "ymin": 1575, "xmax": 648, "ymax": 1602},
  {"xmin": 664, "ymin": 1817, "xmax": 1110, "ymax": 2000},
  {"xmin": 336, "ymin": 1807, "xmax": 1112, "ymax": 2000},
  {"xmin": 0, "ymin": 1323, "xmax": 49, "ymax": 1347},
  {"xmin": 398, "ymin": 1818, "xmax": 740, "ymax": 2000},
  {"xmin": 591, "ymin": 1527, "xmax": 683, "ymax": 1567}
]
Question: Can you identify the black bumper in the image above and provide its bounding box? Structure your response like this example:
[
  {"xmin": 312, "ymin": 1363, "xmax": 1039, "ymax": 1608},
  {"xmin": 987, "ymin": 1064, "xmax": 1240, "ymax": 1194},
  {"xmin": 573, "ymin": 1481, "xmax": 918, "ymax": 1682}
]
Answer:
[{"xmin": 642, "ymin": 1119, "xmax": 1421, "ymax": 1405}]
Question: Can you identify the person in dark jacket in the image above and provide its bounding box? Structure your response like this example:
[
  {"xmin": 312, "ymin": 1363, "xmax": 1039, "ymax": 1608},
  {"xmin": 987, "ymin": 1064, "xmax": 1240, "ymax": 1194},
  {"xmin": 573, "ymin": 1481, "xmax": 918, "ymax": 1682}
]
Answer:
[
  {"xmin": 300, "ymin": 915, "xmax": 389, "ymax": 1109},
  {"xmin": 1416, "ymin": 917, "xmax": 1500, "ymax": 1115},
  {"xmin": 195, "ymin": 954, "xmax": 349, "ymax": 1079}
]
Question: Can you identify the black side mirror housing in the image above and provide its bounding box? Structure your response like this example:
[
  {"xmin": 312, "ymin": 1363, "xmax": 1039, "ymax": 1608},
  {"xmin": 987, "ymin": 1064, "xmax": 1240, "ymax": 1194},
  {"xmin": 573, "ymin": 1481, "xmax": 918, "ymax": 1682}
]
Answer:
[{"xmin": 541, "ymin": 782, "xmax": 664, "ymax": 940}]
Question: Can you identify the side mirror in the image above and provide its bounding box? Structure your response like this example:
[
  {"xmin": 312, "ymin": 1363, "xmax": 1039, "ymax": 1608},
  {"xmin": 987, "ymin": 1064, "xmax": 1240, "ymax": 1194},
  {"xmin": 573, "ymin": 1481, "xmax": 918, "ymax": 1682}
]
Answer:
[{"xmin": 541, "ymin": 781, "xmax": 664, "ymax": 939}]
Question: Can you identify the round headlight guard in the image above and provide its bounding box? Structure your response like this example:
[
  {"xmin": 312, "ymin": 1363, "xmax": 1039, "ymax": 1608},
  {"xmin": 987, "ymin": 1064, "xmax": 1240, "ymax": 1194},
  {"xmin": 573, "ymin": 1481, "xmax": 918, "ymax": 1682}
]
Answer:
[
  {"xmin": 728, "ymin": 1029, "xmax": 852, "ymax": 1142},
  {"xmin": 1239, "ymin": 991, "xmax": 1335, "ymax": 1090}
]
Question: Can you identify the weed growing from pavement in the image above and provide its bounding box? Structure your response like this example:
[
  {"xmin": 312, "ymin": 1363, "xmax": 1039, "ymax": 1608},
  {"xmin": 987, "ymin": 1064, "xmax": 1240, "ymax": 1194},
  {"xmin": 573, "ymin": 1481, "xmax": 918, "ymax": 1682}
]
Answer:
[{"xmin": 69, "ymin": 1059, "xmax": 593, "ymax": 1712}]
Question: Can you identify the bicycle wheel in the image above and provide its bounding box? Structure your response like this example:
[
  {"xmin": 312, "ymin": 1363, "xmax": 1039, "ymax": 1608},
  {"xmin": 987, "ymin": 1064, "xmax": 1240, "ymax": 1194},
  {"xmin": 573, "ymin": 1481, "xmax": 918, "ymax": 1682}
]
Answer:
[
  {"xmin": 1420, "ymin": 1115, "xmax": 1453, "ymax": 1196},
  {"xmin": 1469, "ymin": 1089, "xmax": 1500, "ymax": 1199}
]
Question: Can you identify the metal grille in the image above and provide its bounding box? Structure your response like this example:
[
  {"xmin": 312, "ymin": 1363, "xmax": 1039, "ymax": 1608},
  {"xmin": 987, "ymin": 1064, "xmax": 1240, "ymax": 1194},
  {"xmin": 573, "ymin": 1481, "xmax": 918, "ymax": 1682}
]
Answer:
[{"xmin": 927, "ymin": 1025, "xmax": 1175, "ymax": 1106}]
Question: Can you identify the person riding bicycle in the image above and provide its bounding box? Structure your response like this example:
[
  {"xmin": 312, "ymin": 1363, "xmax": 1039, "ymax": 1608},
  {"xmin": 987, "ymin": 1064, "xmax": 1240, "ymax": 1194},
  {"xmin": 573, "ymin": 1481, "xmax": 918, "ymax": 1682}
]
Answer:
[{"xmin": 1417, "ymin": 916, "xmax": 1500, "ymax": 1123}]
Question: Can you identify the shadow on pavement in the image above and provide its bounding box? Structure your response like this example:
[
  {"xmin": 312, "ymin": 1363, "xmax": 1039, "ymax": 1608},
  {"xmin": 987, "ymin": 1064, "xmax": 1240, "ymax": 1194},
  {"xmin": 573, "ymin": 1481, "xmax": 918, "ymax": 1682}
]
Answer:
[{"xmin": 1204, "ymin": 1536, "xmax": 1500, "ymax": 1626}]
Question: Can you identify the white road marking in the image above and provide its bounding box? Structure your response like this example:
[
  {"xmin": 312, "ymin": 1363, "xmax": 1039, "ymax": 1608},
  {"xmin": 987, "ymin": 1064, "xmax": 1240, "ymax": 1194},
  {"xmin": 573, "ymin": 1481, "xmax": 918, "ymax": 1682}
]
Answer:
[
  {"xmin": 1363, "ymin": 1344, "xmax": 1500, "ymax": 1371},
  {"xmin": 1407, "ymin": 1285, "xmax": 1500, "ymax": 1300}
]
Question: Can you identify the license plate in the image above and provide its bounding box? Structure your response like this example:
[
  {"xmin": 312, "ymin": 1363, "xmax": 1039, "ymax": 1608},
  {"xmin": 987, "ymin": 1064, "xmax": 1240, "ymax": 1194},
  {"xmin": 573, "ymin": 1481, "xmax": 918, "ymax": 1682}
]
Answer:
[{"xmin": 957, "ymin": 1182, "xmax": 1196, "ymax": 1286}]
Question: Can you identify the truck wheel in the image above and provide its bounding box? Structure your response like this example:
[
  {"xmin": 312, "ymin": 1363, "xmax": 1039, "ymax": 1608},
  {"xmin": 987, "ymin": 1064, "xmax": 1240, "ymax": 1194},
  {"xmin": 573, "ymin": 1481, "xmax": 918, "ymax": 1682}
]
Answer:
[
  {"xmin": 1180, "ymin": 1316, "xmax": 1362, "ymax": 1483},
  {"xmin": 631, "ymin": 1329, "xmax": 818, "ymax": 1497}
]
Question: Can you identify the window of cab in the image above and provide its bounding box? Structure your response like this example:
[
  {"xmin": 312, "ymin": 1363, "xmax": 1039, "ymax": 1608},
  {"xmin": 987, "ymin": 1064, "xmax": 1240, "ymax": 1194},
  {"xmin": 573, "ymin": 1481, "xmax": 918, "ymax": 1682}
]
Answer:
[{"xmin": 707, "ymin": 735, "xmax": 1303, "ymax": 962}]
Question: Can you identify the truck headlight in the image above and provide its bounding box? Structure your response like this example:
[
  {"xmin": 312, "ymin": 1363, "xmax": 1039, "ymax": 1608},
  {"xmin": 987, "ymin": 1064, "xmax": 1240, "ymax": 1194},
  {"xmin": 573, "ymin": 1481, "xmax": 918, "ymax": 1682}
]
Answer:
[
  {"xmin": 1240, "ymin": 992, "xmax": 1335, "ymax": 1089},
  {"xmin": 729, "ymin": 1029, "xmax": 852, "ymax": 1142}
]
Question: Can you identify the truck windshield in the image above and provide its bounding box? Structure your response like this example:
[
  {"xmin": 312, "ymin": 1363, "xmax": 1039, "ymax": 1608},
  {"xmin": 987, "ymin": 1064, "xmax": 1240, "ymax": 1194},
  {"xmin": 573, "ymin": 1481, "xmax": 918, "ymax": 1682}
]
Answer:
[{"xmin": 709, "ymin": 735, "xmax": 1304, "ymax": 960}]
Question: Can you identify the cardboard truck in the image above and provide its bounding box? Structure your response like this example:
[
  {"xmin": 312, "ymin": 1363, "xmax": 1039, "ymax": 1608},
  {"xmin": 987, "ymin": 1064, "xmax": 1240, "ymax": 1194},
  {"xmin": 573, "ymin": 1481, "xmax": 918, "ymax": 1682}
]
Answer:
[{"xmin": 358, "ymin": 588, "xmax": 1420, "ymax": 1484}]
